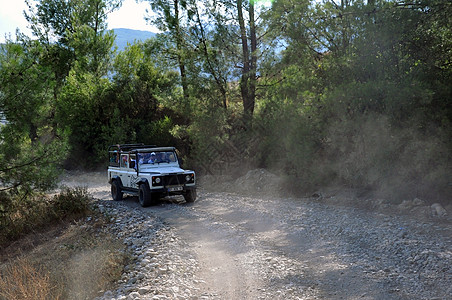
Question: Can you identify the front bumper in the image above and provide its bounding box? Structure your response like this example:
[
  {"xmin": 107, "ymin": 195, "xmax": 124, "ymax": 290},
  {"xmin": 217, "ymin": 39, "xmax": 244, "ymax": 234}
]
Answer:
[{"xmin": 150, "ymin": 184, "xmax": 196, "ymax": 194}]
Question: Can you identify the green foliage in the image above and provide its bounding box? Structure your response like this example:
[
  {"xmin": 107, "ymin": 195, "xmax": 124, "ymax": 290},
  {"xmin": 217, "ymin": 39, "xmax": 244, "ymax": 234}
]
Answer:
[
  {"xmin": 184, "ymin": 105, "xmax": 230, "ymax": 173},
  {"xmin": 0, "ymin": 40, "xmax": 54, "ymax": 140},
  {"xmin": 137, "ymin": 116, "xmax": 176, "ymax": 146},
  {"xmin": 56, "ymin": 41, "xmax": 182, "ymax": 167},
  {"xmin": 1, "ymin": 0, "xmax": 451, "ymax": 204},
  {"xmin": 0, "ymin": 135, "xmax": 67, "ymax": 194},
  {"xmin": 245, "ymin": 0, "xmax": 452, "ymax": 200},
  {"xmin": 52, "ymin": 186, "xmax": 91, "ymax": 218},
  {"xmin": 323, "ymin": 114, "xmax": 452, "ymax": 201},
  {"xmin": 0, "ymin": 38, "xmax": 69, "ymax": 196},
  {"xmin": 109, "ymin": 42, "xmax": 182, "ymax": 150},
  {"xmin": 0, "ymin": 186, "xmax": 91, "ymax": 245}
]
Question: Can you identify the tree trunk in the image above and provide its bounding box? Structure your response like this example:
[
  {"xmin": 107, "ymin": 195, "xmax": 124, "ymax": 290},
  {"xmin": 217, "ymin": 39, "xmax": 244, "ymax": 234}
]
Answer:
[
  {"xmin": 248, "ymin": 1, "xmax": 257, "ymax": 117},
  {"xmin": 174, "ymin": 0, "xmax": 189, "ymax": 101},
  {"xmin": 237, "ymin": 0, "xmax": 254, "ymax": 120}
]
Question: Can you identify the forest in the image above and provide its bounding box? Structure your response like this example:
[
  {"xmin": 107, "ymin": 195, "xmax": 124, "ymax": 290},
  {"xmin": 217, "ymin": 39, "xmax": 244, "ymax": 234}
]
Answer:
[{"xmin": 0, "ymin": 0, "xmax": 451, "ymax": 206}]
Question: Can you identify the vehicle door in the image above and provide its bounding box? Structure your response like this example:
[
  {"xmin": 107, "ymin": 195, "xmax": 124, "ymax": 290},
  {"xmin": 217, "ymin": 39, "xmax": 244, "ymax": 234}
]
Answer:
[
  {"xmin": 128, "ymin": 154, "xmax": 139, "ymax": 189},
  {"xmin": 119, "ymin": 154, "xmax": 130, "ymax": 187}
]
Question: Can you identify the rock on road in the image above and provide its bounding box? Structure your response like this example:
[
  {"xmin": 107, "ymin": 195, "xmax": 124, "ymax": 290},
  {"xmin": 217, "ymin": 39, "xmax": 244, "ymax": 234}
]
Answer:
[{"xmin": 63, "ymin": 172, "xmax": 452, "ymax": 300}]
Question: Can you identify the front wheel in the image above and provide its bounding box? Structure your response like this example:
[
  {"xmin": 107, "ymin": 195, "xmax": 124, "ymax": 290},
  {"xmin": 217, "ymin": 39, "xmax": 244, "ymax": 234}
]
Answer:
[
  {"xmin": 184, "ymin": 189, "xmax": 197, "ymax": 203},
  {"xmin": 139, "ymin": 183, "xmax": 153, "ymax": 207},
  {"xmin": 111, "ymin": 180, "xmax": 123, "ymax": 201}
]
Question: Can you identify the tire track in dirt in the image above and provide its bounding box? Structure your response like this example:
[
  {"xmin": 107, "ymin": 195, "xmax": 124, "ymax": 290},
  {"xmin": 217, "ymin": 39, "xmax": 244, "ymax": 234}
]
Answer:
[{"xmin": 76, "ymin": 171, "xmax": 452, "ymax": 299}]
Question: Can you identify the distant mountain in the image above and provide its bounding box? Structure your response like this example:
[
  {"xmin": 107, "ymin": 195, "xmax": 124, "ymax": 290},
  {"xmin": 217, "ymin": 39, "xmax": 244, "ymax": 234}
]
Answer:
[{"xmin": 112, "ymin": 28, "xmax": 157, "ymax": 51}]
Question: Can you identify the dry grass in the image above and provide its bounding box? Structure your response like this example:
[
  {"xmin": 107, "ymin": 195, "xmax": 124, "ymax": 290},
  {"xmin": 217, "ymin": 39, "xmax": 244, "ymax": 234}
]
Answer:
[
  {"xmin": 0, "ymin": 258, "xmax": 56, "ymax": 300},
  {"xmin": 0, "ymin": 216, "xmax": 127, "ymax": 300}
]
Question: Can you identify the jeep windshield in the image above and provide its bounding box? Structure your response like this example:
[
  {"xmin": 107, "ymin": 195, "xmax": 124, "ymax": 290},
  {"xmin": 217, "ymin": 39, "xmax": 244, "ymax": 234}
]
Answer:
[{"xmin": 137, "ymin": 151, "xmax": 178, "ymax": 166}]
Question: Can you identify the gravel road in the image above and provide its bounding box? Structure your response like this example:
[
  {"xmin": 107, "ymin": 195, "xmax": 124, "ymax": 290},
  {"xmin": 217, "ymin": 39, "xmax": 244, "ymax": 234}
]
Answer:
[{"xmin": 63, "ymin": 172, "xmax": 452, "ymax": 300}]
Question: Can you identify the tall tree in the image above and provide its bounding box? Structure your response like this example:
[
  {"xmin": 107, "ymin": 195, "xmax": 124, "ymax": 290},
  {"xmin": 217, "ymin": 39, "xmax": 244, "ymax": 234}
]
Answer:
[
  {"xmin": 208, "ymin": 0, "xmax": 270, "ymax": 120},
  {"xmin": 231, "ymin": 0, "xmax": 259, "ymax": 119},
  {"xmin": 22, "ymin": 0, "xmax": 122, "ymax": 164},
  {"xmin": 0, "ymin": 39, "xmax": 68, "ymax": 195},
  {"xmin": 145, "ymin": 0, "xmax": 190, "ymax": 101},
  {"xmin": 186, "ymin": 0, "xmax": 230, "ymax": 109},
  {"xmin": 25, "ymin": 0, "xmax": 120, "ymax": 77}
]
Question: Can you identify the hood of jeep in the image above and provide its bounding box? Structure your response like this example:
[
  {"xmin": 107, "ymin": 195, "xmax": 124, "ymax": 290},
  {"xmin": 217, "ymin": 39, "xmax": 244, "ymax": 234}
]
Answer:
[{"xmin": 139, "ymin": 166, "xmax": 188, "ymax": 174}]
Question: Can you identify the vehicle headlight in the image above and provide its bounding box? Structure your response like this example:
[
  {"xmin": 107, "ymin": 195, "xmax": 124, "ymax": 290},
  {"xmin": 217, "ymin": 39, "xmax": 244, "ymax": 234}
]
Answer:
[
  {"xmin": 185, "ymin": 174, "xmax": 194, "ymax": 183},
  {"xmin": 152, "ymin": 176, "xmax": 162, "ymax": 186}
]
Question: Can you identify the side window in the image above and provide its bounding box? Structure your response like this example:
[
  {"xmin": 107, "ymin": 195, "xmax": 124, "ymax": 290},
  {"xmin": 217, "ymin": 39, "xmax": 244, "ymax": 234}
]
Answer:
[
  {"xmin": 109, "ymin": 151, "xmax": 119, "ymax": 166},
  {"xmin": 129, "ymin": 154, "xmax": 136, "ymax": 169},
  {"xmin": 120, "ymin": 154, "xmax": 129, "ymax": 168}
]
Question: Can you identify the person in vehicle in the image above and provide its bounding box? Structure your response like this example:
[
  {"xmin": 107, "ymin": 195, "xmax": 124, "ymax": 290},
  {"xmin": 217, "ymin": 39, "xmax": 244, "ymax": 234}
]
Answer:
[
  {"xmin": 130, "ymin": 156, "xmax": 137, "ymax": 169},
  {"xmin": 147, "ymin": 152, "xmax": 156, "ymax": 163},
  {"xmin": 156, "ymin": 152, "xmax": 165, "ymax": 162}
]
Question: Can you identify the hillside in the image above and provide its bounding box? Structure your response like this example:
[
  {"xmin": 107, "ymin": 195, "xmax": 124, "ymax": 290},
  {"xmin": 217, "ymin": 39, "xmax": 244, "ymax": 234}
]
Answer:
[{"xmin": 112, "ymin": 28, "xmax": 157, "ymax": 51}]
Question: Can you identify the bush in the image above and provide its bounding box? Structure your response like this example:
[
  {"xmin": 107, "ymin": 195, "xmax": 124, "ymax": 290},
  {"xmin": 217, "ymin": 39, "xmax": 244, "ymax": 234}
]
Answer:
[
  {"xmin": 0, "ymin": 187, "xmax": 92, "ymax": 246},
  {"xmin": 251, "ymin": 99, "xmax": 452, "ymax": 202},
  {"xmin": 320, "ymin": 114, "xmax": 452, "ymax": 202},
  {"xmin": 52, "ymin": 186, "xmax": 91, "ymax": 219}
]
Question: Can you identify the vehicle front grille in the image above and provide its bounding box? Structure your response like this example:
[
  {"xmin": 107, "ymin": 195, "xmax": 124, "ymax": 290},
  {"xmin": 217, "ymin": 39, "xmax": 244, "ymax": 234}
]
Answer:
[{"xmin": 162, "ymin": 174, "xmax": 188, "ymax": 186}]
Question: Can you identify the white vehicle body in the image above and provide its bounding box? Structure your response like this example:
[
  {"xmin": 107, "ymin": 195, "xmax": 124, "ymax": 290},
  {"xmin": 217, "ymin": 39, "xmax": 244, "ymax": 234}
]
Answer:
[{"xmin": 107, "ymin": 144, "xmax": 196, "ymax": 206}]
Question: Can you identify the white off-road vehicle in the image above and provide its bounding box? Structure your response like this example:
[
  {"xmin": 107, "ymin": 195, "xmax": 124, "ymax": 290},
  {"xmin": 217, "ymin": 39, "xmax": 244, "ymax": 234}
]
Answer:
[{"xmin": 107, "ymin": 144, "xmax": 196, "ymax": 207}]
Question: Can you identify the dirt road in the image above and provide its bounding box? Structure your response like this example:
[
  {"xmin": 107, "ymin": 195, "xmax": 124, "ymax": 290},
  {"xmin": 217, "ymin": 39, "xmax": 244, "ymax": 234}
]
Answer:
[{"xmin": 67, "ymin": 171, "xmax": 452, "ymax": 299}]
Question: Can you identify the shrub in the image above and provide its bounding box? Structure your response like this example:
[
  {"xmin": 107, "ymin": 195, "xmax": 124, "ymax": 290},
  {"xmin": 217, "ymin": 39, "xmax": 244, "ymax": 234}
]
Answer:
[
  {"xmin": 0, "ymin": 187, "xmax": 92, "ymax": 246},
  {"xmin": 51, "ymin": 186, "xmax": 91, "ymax": 219},
  {"xmin": 324, "ymin": 114, "xmax": 452, "ymax": 202}
]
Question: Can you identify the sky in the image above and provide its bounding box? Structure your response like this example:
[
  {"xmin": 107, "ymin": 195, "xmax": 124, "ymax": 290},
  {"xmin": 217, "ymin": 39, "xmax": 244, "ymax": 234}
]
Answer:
[{"xmin": 0, "ymin": 0, "xmax": 158, "ymax": 43}]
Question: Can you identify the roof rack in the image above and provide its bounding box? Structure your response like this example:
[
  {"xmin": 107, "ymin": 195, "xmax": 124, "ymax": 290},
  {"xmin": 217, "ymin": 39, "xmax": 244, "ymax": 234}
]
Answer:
[
  {"xmin": 132, "ymin": 146, "xmax": 176, "ymax": 153},
  {"xmin": 108, "ymin": 144, "xmax": 157, "ymax": 152}
]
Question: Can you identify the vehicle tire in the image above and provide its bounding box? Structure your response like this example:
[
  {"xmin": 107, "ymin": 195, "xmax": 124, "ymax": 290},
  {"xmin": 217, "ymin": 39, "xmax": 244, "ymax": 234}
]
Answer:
[
  {"xmin": 111, "ymin": 180, "xmax": 123, "ymax": 201},
  {"xmin": 139, "ymin": 183, "xmax": 153, "ymax": 207},
  {"xmin": 184, "ymin": 189, "xmax": 197, "ymax": 203}
]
